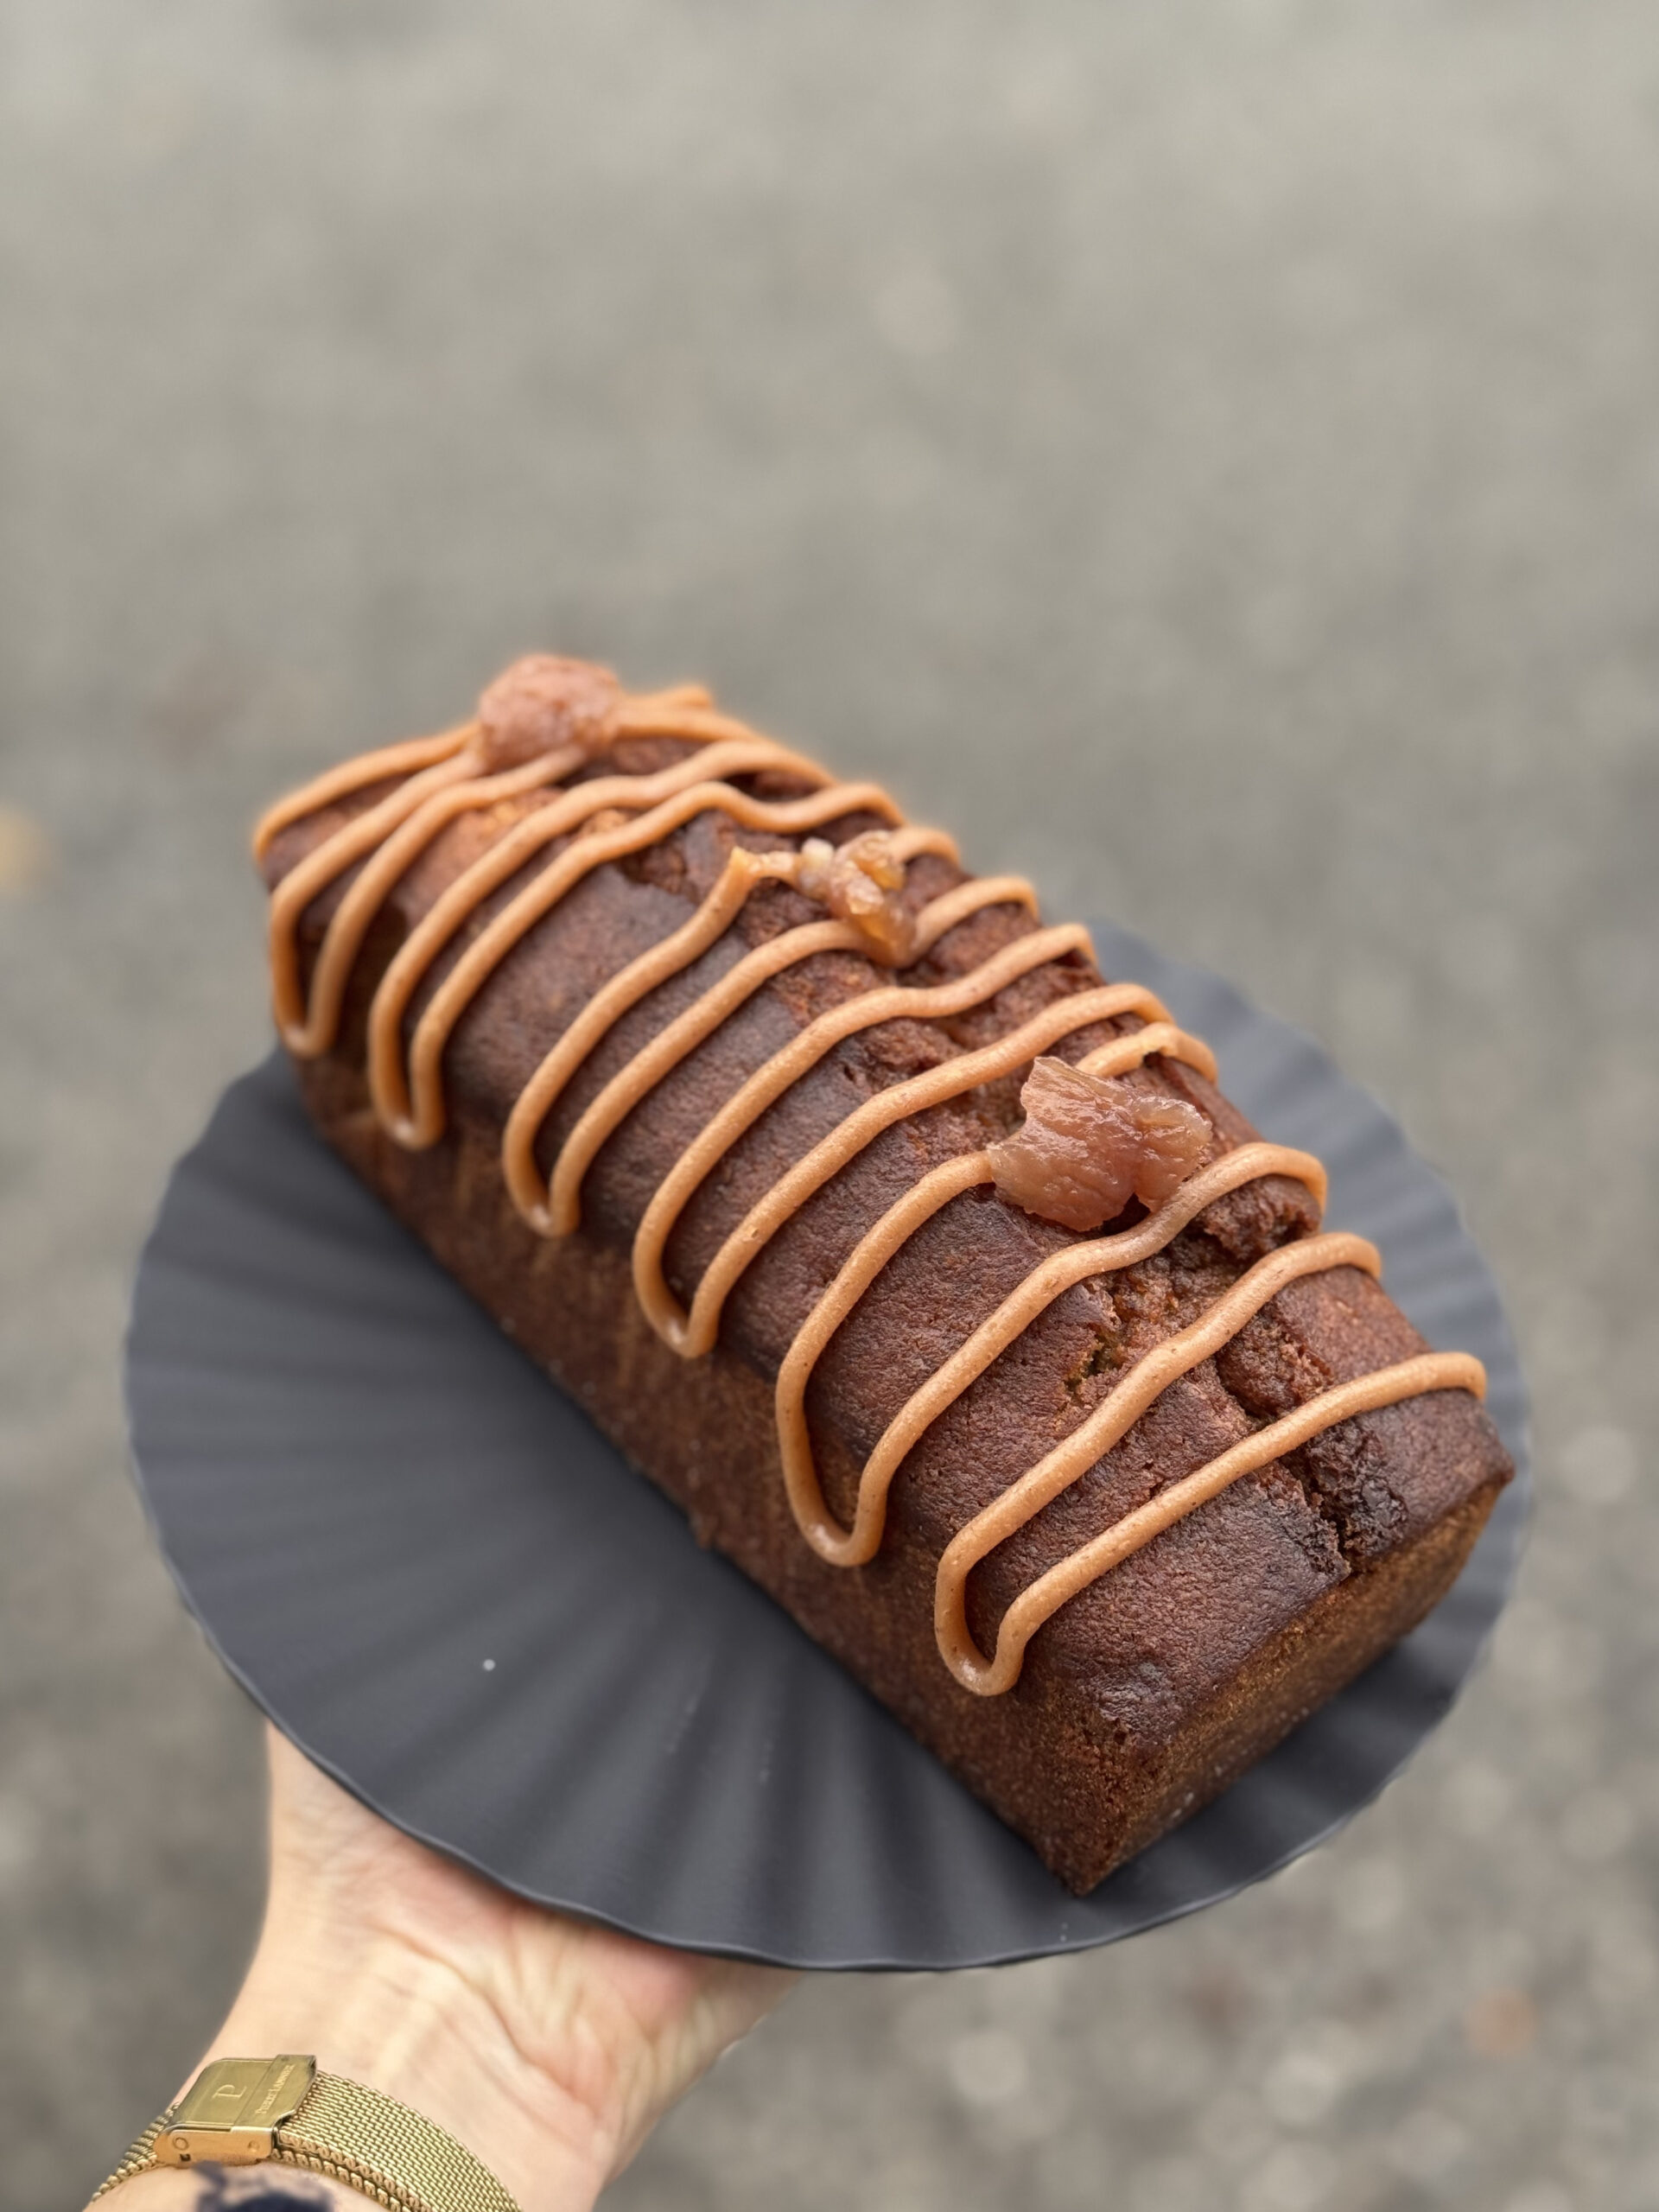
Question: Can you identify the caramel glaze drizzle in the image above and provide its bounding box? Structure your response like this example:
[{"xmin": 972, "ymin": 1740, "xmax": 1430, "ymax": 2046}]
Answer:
[{"xmin": 258, "ymin": 664, "xmax": 1487, "ymax": 1696}]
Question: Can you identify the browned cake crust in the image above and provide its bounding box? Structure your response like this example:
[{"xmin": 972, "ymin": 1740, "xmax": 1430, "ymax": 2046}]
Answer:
[{"xmin": 262, "ymin": 720, "xmax": 1510, "ymax": 1893}]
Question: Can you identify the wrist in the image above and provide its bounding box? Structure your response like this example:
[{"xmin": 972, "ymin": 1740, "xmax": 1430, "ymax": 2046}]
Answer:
[
  {"xmin": 181, "ymin": 1895, "xmax": 611, "ymax": 2212},
  {"xmin": 86, "ymin": 1732, "xmax": 792, "ymax": 2212},
  {"xmin": 91, "ymin": 1928, "xmax": 609, "ymax": 2212}
]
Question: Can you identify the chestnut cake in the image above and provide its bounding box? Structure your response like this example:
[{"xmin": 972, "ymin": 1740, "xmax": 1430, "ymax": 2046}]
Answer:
[{"xmin": 254, "ymin": 656, "xmax": 1511, "ymax": 1895}]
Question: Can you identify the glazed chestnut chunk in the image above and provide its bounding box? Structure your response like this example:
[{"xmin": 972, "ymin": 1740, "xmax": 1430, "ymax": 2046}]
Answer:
[
  {"xmin": 988, "ymin": 1055, "xmax": 1209, "ymax": 1233},
  {"xmin": 475, "ymin": 654, "xmax": 624, "ymax": 768},
  {"xmin": 792, "ymin": 830, "xmax": 916, "ymax": 965}
]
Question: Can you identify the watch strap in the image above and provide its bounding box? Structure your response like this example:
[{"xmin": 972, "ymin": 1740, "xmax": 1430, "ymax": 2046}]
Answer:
[
  {"xmin": 92, "ymin": 2113, "xmax": 169, "ymax": 2202},
  {"xmin": 91, "ymin": 2062, "xmax": 521, "ymax": 2212},
  {"xmin": 272, "ymin": 2069, "xmax": 519, "ymax": 2212}
]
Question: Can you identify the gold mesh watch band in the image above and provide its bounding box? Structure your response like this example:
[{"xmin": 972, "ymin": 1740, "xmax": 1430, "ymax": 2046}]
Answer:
[
  {"xmin": 90, "ymin": 2057, "xmax": 521, "ymax": 2212},
  {"xmin": 273, "ymin": 2069, "xmax": 519, "ymax": 2212},
  {"xmin": 91, "ymin": 2113, "xmax": 168, "ymax": 2201}
]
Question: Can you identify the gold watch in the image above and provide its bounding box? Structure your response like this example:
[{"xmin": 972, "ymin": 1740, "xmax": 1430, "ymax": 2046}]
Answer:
[{"xmin": 92, "ymin": 2055, "xmax": 521, "ymax": 2212}]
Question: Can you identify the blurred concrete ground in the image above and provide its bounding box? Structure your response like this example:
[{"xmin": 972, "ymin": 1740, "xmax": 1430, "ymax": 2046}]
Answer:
[{"xmin": 2, "ymin": 3, "xmax": 1656, "ymax": 2208}]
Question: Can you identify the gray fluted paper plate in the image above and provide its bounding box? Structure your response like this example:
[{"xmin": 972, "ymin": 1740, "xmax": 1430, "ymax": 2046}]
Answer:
[{"xmin": 125, "ymin": 919, "xmax": 1529, "ymax": 1970}]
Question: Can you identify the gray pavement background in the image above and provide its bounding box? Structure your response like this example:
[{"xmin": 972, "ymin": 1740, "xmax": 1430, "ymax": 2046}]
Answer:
[{"xmin": 2, "ymin": 3, "xmax": 1656, "ymax": 2209}]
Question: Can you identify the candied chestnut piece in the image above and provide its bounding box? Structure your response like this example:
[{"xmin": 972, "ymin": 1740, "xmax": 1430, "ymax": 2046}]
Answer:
[
  {"xmin": 988, "ymin": 1056, "xmax": 1208, "ymax": 1233},
  {"xmin": 475, "ymin": 654, "xmax": 624, "ymax": 769},
  {"xmin": 793, "ymin": 830, "xmax": 916, "ymax": 965}
]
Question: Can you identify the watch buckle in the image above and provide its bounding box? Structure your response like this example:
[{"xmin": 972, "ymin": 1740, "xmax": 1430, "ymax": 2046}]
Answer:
[{"xmin": 155, "ymin": 2055, "xmax": 315, "ymax": 2167}]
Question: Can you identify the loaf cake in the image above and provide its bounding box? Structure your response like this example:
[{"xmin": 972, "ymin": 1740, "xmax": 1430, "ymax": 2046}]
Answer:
[{"xmin": 254, "ymin": 656, "xmax": 1511, "ymax": 1894}]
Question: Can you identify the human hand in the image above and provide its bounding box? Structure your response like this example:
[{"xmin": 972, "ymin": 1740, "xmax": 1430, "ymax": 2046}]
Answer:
[{"xmin": 98, "ymin": 1725, "xmax": 795, "ymax": 2212}]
